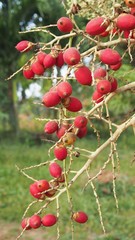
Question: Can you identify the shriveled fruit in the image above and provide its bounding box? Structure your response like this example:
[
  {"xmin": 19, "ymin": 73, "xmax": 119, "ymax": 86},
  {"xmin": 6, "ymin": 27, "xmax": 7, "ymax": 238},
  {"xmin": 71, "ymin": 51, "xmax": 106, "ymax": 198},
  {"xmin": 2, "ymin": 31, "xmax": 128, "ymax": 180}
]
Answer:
[
  {"xmin": 21, "ymin": 218, "xmax": 31, "ymax": 230},
  {"xmin": 96, "ymin": 80, "xmax": 111, "ymax": 94},
  {"xmin": 92, "ymin": 90, "xmax": 104, "ymax": 103},
  {"xmin": 44, "ymin": 121, "xmax": 58, "ymax": 134},
  {"xmin": 72, "ymin": 211, "xmax": 88, "ymax": 224},
  {"xmin": 43, "ymin": 54, "xmax": 56, "ymax": 68},
  {"xmin": 54, "ymin": 145, "xmax": 68, "ymax": 160},
  {"xmin": 94, "ymin": 67, "xmax": 107, "ymax": 79},
  {"xmin": 62, "ymin": 132, "xmax": 76, "ymax": 145},
  {"xmin": 116, "ymin": 13, "xmax": 135, "ymax": 30},
  {"xmin": 64, "ymin": 96, "xmax": 82, "ymax": 112},
  {"xmin": 57, "ymin": 17, "xmax": 73, "ymax": 32},
  {"xmin": 74, "ymin": 115, "xmax": 88, "ymax": 128},
  {"xmin": 15, "ymin": 40, "xmax": 33, "ymax": 52},
  {"xmin": 63, "ymin": 47, "xmax": 80, "ymax": 66},
  {"xmin": 49, "ymin": 162, "xmax": 62, "ymax": 178},
  {"xmin": 36, "ymin": 179, "xmax": 50, "ymax": 192},
  {"xmin": 46, "ymin": 180, "xmax": 59, "ymax": 197},
  {"xmin": 74, "ymin": 66, "xmax": 92, "ymax": 85},
  {"xmin": 57, "ymin": 173, "xmax": 65, "ymax": 183},
  {"xmin": 86, "ymin": 17, "xmax": 109, "ymax": 36},
  {"xmin": 42, "ymin": 214, "xmax": 57, "ymax": 227},
  {"xmin": 31, "ymin": 60, "xmax": 45, "ymax": 75},
  {"xmin": 23, "ymin": 66, "xmax": 35, "ymax": 79},
  {"xmin": 42, "ymin": 91, "xmax": 61, "ymax": 107},
  {"xmin": 57, "ymin": 81, "xmax": 72, "ymax": 98},
  {"xmin": 124, "ymin": 0, "xmax": 135, "ymax": 8},
  {"xmin": 98, "ymin": 48, "xmax": 121, "ymax": 65},
  {"xmin": 29, "ymin": 215, "xmax": 41, "ymax": 229}
]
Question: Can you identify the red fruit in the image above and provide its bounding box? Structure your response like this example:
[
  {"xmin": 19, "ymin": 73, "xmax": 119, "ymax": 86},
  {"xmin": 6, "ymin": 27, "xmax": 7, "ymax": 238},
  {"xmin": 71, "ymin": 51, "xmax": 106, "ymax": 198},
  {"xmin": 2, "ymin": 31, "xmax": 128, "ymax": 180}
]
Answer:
[
  {"xmin": 49, "ymin": 162, "xmax": 62, "ymax": 178},
  {"xmin": 63, "ymin": 47, "xmax": 80, "ymax": 66},
  {"xmin": 42, "ymin": 91, "xmax": 61, "ymax": 107},
  {"xmin": 64, "ymin": 96, "xmax": 82, "ymax": 112},
  {"xmin": 109, "ymin": 77, "xmax": 118, "ymax": 92},
  {"xmin": 42, "ymin": 214, "xmax": 57, "ymax": 227},
  {"xmin": 54, "ymin": 145, "xmax": 68, "ymax": 160},
  {"xmin": 29, "ymin": 215, "xmax": 41, "ymax": 229},
  {"xmin": 56, "ymin": 52, "xmax": 64, "ymax": 68},
  {"xmin": 116, "ymin": 14, "xmax": 135, "ymax": 30},
  {"xmin": 57, "ymin": 17, "xmax": 73, "ymax": 33},
  {"xmin": 29, "ymin": 182, "xmax": 45, "ymax": 199},
  {"xmin": 74, "ymin": 115, "xmax": 88, "ymax": 128},
  {"xmin": 74, "ymin": 66, "xmax": 92, "ymax": 86},
  {"xmin": 92, "ymin": 90, "xmax": 104, "ymax": 103},
  {"xmin": 44, "ymin": 121, "xmax": 58, "ymax": 134},
  {"xmin": 86, "ymin": 17, "xmax": 109, "ymax": 36},
  {"xmin": 37, "ymin": 51, "xmax": 47, "ymax": 64},
  {"xmin": 98, "ymin": 48, "xmax": 121, "ymax": 65},
  {"xmin": 31, "ymin": 60, "xmax": 45, "ymax": 75},
  {"xmin": 94, "ymin": 67, "xmax": 107, "ymax": 79},
  {"xmin": 72, "ymin": 211, "xmax": 88, "ymax": 224},
  {"xmin": 131, "ymin": 8, "xmax": 135, "ymax": 16},
  {"xmin": 97, "ymin": 80, "xmax": 111, "ymax": 94},
  {"xmin": 57, "ymin": 81, "xmax": 72, "ymax": 98},
  {"xmin": 21, "ymin": 218, "xmax": 31, "ymax": 230},
  {"xmin": 100, "ymin": 31, "xmax": 109, "ymax": 37},
  {"xmin": 15, "ymin": 40, "xmax": 33, "ymax": 52},
  {"xmin": 23, "ymin": 66, "xmax": 35, "ymax": 79},
  {"xmin": 36, "ymin": 180, "xmax": 50, "ymax": 192},
  {"xmin": 56, "ymin": 124, "xmax": 69, "ymax": 139},
  {"xmin": 43, "ymin": 54, "xmax": 56, "ymax": 68},
  {"xmin": 125, "ymin": 0, "xmax": 135, "ymax": 8},
  {"xmin": 110, "ymin": 61, "xmax": 122, "ymax": 71},
  {"xmin": 77, "ymin": 126, "xmax": 88, "ymax": 138}
]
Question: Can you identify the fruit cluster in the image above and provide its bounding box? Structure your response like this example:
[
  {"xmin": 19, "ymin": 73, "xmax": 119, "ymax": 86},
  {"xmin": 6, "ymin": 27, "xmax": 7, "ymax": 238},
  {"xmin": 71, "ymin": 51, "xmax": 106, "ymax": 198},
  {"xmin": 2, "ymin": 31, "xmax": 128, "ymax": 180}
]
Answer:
[{"xmin": 14, "ymin": 1, "xmax": 135, "ymax": 238}]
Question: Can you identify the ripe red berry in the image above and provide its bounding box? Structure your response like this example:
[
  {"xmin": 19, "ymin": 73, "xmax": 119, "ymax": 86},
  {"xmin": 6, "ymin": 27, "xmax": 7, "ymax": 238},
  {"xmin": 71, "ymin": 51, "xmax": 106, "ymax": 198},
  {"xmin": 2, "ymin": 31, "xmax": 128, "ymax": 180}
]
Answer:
[
  {"xmin": 44, "ymin": 121, "xmax": 58, "ymax": 134},
  {"xmin": 64, "ymin": 96, "xmax": 83, "ymax": 112},
  {"xmin": 86, "ymin": 17, "xmax": 109, "ymax": 36},
  {"xmin": 42, "ymin": 214, "xmax": 57, "ymax": 227},
  {"xmin": 63, "ymin": 47, "xmax": 80, "ymax": 66},
  {"xmin": 56, "ymin": 52, "xmax": 64, "ymax": 68},
  {"xmin": 92, "ymin": 90, "xmax": 104, "ymax": 103},
  {"xmin": 109, "ymin": 77, "xmax": 118, "ymax": 92},
  {"xmin": 54, "ymin": 145, "xmax": 68, "ymax": 160},
  {"xmin": 56, "ymin": 124, "xmax": 69, "ymax": 139},
  {"xmin": 57, "ymin": 17, "xmax": 73, "ymax": 33},
  {"xmin": 74, "ymin": 66, "xmax": 92, "ymax": 86},
  {"xmin": 74, "ymin": 115, "xmax": 88, "ymax": 128},
  {"xmin": 29, "ymin": 182, "xmax": 46, "ymax": 199},
  {"xmin": 77, "ymin": 126, "xmax": 88, "ymax": 138},
  {"xmin": 100, "ymin": 30, "xmax": 109, "ymax": 37},
  {"xmin": 15, "ymin": 40, "xmax": 33, "ymax": 52},
  {"xmin": 37, "ymin": 51, "xmax": 47, "ymax": 64},
  {"xmin": 23, "ymin": 66, "xmax": 35, "ymax": 79},
  {"xmin": 110, "ymin": 61, "xmax": 122, "ymax": 71},
  {"xmin": 72, "ymin": 211, "xmax": 88, "ymax": 224},
  {"xmin": 57, "ymin": 81, "xmax": 72, "ymax": 98},
  {"xmin": 49, "ymin": 162, "xmax": 62, "ymax": 178},
  {"xmin": 42, "ymin": 91, "xmax": 61, "ymax": 107},
  {"xmin": 96, "ymin": 80, "xmax": 111, "ymax": 94},
  {"xmin": 98, "ymin": 48, "xmax": 121, "ymax": 65},
  {"xmin": 36, "ymin": 180, "xmax": 50, "ymax": 192},
  {"xmin": 43, "ymin": 54, "xmax": 56, "ymax": 68},
  {"xmin": 29, "ymin": 215, "xmax": 41, "ymax": 229},
  {"xmin": 21, "ymin": 218, "xmax": 31, "ymax": 230},
  {"xmin": 31, "ymin": 60, "xmax": 45, "ymax": 75},
  {"xmin": 116, "ymin": 13, "xmax": 135, "ymax": 30},
  {"xmin": 94, "ymin": 67, "xmax": 107, "ymax": 79}
]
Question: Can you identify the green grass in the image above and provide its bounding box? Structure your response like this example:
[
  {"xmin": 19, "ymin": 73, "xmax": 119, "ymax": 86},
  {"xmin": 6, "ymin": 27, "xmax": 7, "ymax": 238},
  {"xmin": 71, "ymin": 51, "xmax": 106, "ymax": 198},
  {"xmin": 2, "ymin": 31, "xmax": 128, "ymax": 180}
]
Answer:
[{"xmin": 0, "ymin": 130, "xmax": 135, "ymax": 240}]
